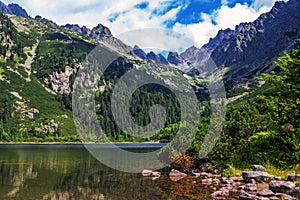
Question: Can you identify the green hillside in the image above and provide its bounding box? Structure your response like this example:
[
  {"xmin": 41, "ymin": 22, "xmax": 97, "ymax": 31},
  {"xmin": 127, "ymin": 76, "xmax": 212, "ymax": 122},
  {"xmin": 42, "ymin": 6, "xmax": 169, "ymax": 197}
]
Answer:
[{"xmin": 0, "ymin": 12, "xmax": 299, "ymax": 170}]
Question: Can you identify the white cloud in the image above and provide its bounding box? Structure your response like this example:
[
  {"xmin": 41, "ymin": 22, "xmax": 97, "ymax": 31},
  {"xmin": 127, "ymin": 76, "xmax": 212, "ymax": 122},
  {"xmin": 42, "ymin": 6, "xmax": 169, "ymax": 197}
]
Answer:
[
  {"xmin": 117, "ymin": 28, "xmax": 195, "ymax": 52},
  {"xmin": 172, "ymin": 2, "xmax": 281, "ymax": 48},
  {"xmin": 1, "ymin": 0, "xmax": 287, "ymax": 51}
]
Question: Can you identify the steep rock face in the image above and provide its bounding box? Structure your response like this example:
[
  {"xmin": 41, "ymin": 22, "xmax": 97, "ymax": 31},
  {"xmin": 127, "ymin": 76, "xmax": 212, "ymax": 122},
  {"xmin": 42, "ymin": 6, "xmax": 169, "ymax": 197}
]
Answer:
[
  {"xmin": 62, "ymin": 23, "xmax": 132, "ymax": 53},
  {"xmin": 0, "ymin": 1, "xmax": 11, "ymax": 14},
  {"xmin": 8, "ymin": 3, "xmax": 29, "ymax": 18},
  {"xmin": 146, "ymin": 51, "xmax": 169, "ymax": 65},
  {"xmin": 133, "ymin": 45, "xmax": 147, "ymax": 59},
  {"xmin": 203, "ymin": 28, "xmax": 235, "ymax": 53},
  {"xmin": 0, "ymin": 1, "xmax": 29, "ymax": 18},
  {"xmin": 62, "ymin": 24, "xmax": 89, "ymax": 35},
  {"xmin": 180, "ymin": 0, "xmax": 300, "ymax": 85},
  {"xmin": 89, "ymin": 24, "xmax": 112, "ymax": 40},
  {"xmin": 210, "ymin": 0, "xmax": 300, "ymax": 82},
  {"xmin": 167, "ymin": 52, "xmax": 184, "ymax": 66}
]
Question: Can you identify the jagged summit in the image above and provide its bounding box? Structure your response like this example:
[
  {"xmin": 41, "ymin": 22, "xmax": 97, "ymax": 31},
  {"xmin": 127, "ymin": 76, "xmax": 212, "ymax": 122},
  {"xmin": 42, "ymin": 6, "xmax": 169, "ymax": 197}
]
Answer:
[
  {"xmin": 8, "ymin": 3, "xmax": 29, "ymax": 18},
  {"xmin": 0, "ymin": 1, "xmax": 29, "ymax": 17},
  {"xmin": 89, "ymin": 23, "xmax": 112, "ymax": 40}
]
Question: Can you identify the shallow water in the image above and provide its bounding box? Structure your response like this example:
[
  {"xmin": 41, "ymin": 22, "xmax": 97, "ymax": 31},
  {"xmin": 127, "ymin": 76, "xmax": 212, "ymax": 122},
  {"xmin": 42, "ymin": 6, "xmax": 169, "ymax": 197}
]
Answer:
[{"xmin": 0, "ymin": 144, "xmax": 233, "ymax": 200}]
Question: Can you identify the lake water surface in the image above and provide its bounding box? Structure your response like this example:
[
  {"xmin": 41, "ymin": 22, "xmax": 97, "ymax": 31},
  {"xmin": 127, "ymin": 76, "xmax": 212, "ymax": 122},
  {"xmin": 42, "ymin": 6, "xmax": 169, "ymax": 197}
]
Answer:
[{"xmin": 0, "ymin": 144, "xmax": 225, "ymax": 200}]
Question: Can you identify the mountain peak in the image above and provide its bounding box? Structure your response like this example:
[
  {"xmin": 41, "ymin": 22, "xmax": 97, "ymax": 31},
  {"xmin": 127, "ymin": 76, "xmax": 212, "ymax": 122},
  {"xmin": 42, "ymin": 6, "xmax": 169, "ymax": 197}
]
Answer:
[
  {"xmin": 62, "ymin": 24, "xmax": 90, "ymax": 35},
  {"xmin": 132, "ymin": 46, "xmax": 147, "ymax": 59},
  {"xmin": 167, "ymin": 52, "xmax": 184, "ymax": 66},
  {"xmin": 8, "ymin": 3, "xmax": 29, "ymax": 18},
  {"xmin": 90, "ymin": 24, "xmax": 112, "ymax": 40},
  {"xmin": 0, "ymin": 1, "xmax": 29, "ymax": 18}
]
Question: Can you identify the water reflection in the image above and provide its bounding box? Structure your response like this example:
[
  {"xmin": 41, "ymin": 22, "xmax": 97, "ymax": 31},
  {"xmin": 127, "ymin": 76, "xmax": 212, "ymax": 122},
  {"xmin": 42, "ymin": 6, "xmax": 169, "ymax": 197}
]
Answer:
[
  {"xmin": 0, "ymin": 145, "xmax": 166, "ymax": 200},
  {"xmin": 0, "ymin": 145, "xmax": 223, "ymax": 200}
]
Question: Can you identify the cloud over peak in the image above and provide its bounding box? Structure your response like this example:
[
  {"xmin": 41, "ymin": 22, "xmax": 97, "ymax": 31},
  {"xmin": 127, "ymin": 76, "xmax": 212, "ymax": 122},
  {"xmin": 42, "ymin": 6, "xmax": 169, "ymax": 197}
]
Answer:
[{"xmin": 1, "ymin": 0, "xmax": 289, "ymax": 51}]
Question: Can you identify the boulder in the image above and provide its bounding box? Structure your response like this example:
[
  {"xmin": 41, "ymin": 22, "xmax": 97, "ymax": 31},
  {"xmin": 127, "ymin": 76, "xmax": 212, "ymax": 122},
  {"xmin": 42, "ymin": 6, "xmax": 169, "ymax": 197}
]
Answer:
[
  {"xmin": 169, "ymin": 169, "xmax": 187, "ymax": 178},
  {"xmin": 242, "ymin": 171, "xmax": 272, "ymax": 183},
  {"xmin": 275, "ymin": 193, "xmax": 295, "ymax": 200},
  {"xmin": 142, "ymin": 170, "xmax": 152, "ymax": 177},
  {"xmin": 213, "ymin": 178, "xmax": 220, "ymax": 185},
  {"xmin": 201, "ymin": 172, "xmax": 213, "ymax": 179},
  {"xmin": 220, "ymin": 177, "xmax": 227, "ymax": 183},
  {"xmin": 287, "ymin": 174, "xmax": 299, "ymax": 182},
  {"xmin": 244, "ymin": 183, "xmax": 257, "ymax": 191},
  {"xmin": 287, "ymin": 187, "xmax": 300, "ymax": 198},
  {"xmin": 257, "ymin": 189, "xmax": 275, "ymax": 197},
  {"xmin": 269, "ymin": 197, "xmax": 280, "ymax": 200},
  {"xmin": 191, "ymin": 172, "xmax": 201, "ymax": 178},
  {"xmin": 201, "ymin": 178, "xmax": 213, "ymax": 185},
  {"xmin": 253, "ymin": 165, "xmax": 267, "ymax": 172},
  {"xmin": 239, "ymin": 191, "xmax": 269, "ymax": 200},
  {"xmin": 211, "ymin": 189, "xmax": 229, "ymax": 198},
  {"xmin": 269, "ymin": 180, "xmax": 296, "ymax": 193},
  {"xmin": 231, "ymin": 177, "xmax": 242, "ymax": 182},
  {"xmin": 151, "ymin": 171, "xmax": 161, "ymax": 177}
]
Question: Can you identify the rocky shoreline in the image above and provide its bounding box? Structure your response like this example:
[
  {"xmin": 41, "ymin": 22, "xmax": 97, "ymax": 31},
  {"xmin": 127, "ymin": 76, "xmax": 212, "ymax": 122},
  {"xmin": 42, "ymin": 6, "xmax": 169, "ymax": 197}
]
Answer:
[{"xmin": 142, "ymin": 165, "xmax": 300, "ymax": 200}]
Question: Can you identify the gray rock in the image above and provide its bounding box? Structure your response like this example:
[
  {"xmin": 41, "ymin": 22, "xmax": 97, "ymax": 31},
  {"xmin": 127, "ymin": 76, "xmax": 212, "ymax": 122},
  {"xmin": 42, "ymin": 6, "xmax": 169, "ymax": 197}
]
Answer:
[
  {"xmin": 169, "ymin": 169, "xmax": 187, "ymax": 178},
  {"xmin": 213, "ymin": 178, "xmax": 220, "ymax": 185},
  {"xmin": 239, "ymin": 191, "xmax": 269, "ymax": 200},
  {"xmin": 242, "ymin": 171, "xmax": 272, "ymax": 183},
  {"xmin": 244, "ymin": 183, "xmax": 257, "ymax": 191},
  {"xmin": 250, "ymin": 179, "xmax": 256, "ymax": 184},
  {"xmin": 253, "ymin": 165, "xmax": 267, "ymax": 172},
  {"xmin": 220, "ymin": 177, "xmax": 227, "ymax": 183},
  {"xmin": 191, "ymin": 172, "xmax": 201, "ymax": 178},
  {"xmin": 238, "ymin": 185, "xmax": 245, "ymax": 190},
  {"xmin": 287, "ymin": 187, "xmax": 300, "ymax": 198},
  {"xmin": 287, "ymin": 173, "xmax": 299, "ymax": 182},
  {"xmin": 201, "ymin": 178, "xmax": 213, "ymax": 185},
  {"xmin": 257, "ymin": 189, "xmax": 275, "ymax": 197},
  {"xmin": 151, "ymin": 171, "xmax": 161, "ymax": 177},
  {"xmin": 142, "ymin": 170, "xmax": 152, "ymax": 177},
  {"xmin": 269, "ymin": 180, "xmax": 296, "ymax": 193},
  {"xmin": 231, "ymin": 177, "xmax": 241, "ymax": 182},
  {"xmin": 201, "ymin": 172, "xmax": 213, "ymax": 179},
  {"xmin": 269, "ymin": 197, "xmax": 280, "ymax": 200},
  {"xmin": 211, "ymin": 189, "xmax": 229, "ymax": 198},
  {"xmin": 275, "ymin": 193, "xmax": 296, "ymax": 200}
]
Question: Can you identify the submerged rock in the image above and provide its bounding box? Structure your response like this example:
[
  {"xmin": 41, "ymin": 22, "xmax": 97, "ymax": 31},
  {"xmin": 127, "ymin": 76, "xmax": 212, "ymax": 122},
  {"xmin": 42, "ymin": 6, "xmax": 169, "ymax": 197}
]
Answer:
[
  {"xmin": 142, "ymin": 170, "xmax": 152, "ymax": 177},
  {"xmin": 151, "ymin": 171, "xmax": 161, "ymax": 177},
  {"xmin": 169, "ymin": 169, "xmax": 187, "ymax": 181},
  {"xmin": 169, "ymin": 169, "xmax": 187, "ymax": 177}
]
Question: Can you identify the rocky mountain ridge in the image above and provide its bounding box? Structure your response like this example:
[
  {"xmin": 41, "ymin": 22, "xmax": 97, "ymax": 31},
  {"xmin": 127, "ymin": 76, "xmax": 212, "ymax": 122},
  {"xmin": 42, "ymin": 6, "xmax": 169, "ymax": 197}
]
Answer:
[
  {"xmin": 183, "ymin": 0, "xmax": 300, "ymax": 85},
  {"xmin": 0, "ymin": 1, "xmax": 28, "ymax": 18},
  {"xmin": 132, "ymin": 0, "xmax": 300, "ymax": 86}
]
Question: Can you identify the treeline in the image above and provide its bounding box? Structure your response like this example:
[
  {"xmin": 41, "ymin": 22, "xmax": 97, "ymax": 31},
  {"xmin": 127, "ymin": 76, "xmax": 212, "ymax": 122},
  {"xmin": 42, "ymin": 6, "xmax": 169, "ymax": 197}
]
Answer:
[{"xmin": 188, "ymin": 43, "xmax": 300, "ymax": 169}]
